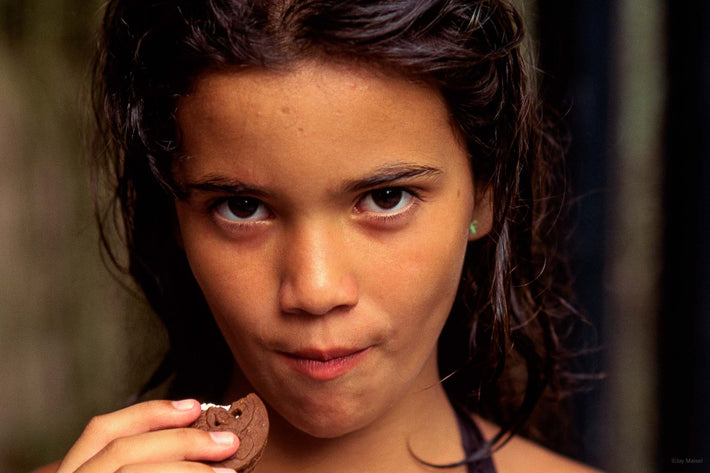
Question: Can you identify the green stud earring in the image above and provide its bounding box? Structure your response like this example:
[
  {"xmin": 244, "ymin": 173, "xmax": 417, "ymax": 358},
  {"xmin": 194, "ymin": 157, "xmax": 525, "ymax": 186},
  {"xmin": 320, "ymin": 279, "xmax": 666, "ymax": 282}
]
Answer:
[{"xmin": 469, "ymin": 220, "xmax": 478, "ymax": 235}]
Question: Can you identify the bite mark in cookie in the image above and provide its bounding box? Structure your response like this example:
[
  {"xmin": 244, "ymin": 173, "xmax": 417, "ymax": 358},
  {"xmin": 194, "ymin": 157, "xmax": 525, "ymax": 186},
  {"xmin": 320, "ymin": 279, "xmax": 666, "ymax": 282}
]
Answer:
[{"xmin": 190, "ymin": 393, "xmax": 269, "ymax": 473}]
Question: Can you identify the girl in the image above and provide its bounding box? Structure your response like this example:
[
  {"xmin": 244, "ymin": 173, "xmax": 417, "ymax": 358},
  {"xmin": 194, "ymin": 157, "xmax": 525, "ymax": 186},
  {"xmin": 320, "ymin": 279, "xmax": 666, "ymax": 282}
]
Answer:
[{"xmin": 39, "ymin": 0, "xmax": 601, "ymax": 472}]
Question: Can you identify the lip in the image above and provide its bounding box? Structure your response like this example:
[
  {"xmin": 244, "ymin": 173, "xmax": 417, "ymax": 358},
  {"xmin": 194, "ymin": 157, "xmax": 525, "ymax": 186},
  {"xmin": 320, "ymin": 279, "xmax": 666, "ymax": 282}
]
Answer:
[{"xmin": 279, "ymin": 347, "xmax": 372, "ymax": 381}]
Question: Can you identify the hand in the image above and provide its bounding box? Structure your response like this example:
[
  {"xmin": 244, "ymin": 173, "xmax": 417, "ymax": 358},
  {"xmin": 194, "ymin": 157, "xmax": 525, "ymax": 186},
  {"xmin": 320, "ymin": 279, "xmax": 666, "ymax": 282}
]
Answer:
[{"xmin": 55, "ymin": 399, "xmax": 239, "ymax": 473}]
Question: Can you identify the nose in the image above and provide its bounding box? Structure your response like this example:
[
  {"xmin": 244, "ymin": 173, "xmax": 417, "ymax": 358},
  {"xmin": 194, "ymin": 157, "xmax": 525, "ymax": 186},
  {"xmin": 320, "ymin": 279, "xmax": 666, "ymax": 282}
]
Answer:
[{"xmin": 278, "ymin": 223, "xmax": 359, "ymax": 316}]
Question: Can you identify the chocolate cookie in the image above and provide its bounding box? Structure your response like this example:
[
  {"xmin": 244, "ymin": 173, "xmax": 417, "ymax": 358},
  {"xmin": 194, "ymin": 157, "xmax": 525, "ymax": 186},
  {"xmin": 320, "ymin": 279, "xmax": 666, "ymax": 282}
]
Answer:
[{"xmin": 190, "ymin": 393, "xmax": 269, "ymax": 473}]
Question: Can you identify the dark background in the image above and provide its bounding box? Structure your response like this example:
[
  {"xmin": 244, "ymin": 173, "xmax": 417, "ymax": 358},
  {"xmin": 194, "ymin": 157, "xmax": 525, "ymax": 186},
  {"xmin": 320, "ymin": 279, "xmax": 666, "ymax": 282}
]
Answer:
[
  {"xmin": 1, "ymin": 1, "xmax": 708, "ymax": 471},
  {"xmin": 536, "ymin": 0, "xmax": 710, "ymax": 471}
]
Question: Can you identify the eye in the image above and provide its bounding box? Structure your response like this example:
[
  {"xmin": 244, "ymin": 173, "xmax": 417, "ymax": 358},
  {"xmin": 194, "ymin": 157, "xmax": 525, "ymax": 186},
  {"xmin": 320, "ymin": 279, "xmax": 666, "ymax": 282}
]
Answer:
[
  {"xmin": 357, "ymin": 188, "xmax": 415, "ymax": 214},
  {"xmin": 214, "ymin": 196, "xmax": 269, "ymax": 221}
]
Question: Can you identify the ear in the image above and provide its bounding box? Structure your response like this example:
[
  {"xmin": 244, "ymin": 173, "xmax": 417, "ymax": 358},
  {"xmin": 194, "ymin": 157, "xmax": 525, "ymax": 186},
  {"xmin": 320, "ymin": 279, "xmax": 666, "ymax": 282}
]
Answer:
[{"xmin": 468, "ymin": 184, "xmax": 493, "ymax": 241}]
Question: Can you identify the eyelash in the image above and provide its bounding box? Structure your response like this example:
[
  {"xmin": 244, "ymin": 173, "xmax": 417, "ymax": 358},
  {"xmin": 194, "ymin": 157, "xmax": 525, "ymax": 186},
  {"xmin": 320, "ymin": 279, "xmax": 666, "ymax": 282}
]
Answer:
[
  {"xmin": 207, "ymin": 186, "xmax": 423, "ymax": 228},
  {"xmin": 207, "ymin": 196, "xmax": 271, "ymax": 228},
  {"xmin": 354, "ymin": 187, "xmax": 422, "ymax": 224}
]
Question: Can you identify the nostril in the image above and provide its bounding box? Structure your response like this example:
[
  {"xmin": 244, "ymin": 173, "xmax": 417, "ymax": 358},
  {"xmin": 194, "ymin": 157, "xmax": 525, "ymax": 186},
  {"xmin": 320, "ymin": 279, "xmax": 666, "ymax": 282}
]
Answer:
[
  {"xmin": 278, "ymin": 227, "xmax": 359, "ymax": 315},
  {"xmin": 278, "ymin": 274, "xmax": 359, "ymax": 316}
]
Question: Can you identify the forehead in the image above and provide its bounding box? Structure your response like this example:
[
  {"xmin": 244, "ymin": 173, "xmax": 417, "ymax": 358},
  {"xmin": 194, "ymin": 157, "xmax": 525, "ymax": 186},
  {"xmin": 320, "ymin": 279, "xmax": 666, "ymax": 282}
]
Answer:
[
  {"xmin": 177, "ymin": 61, "xmax": 452, "ymax": 131},
  {"xmin": 173, "ymin": 61, "xmax": 466, "ymax": 186}
]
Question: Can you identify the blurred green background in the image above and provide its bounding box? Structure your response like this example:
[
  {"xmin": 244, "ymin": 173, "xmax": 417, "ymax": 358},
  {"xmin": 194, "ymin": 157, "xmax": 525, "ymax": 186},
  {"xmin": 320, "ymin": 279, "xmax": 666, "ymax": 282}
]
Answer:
[{"xmin": 0, "ymin": 1, "xmax": 165, "ymax": 470}]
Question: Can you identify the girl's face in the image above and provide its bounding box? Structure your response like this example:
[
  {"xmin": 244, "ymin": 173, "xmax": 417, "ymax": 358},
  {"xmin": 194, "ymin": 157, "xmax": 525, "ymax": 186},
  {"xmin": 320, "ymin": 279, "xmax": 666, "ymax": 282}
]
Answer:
[{"xmin": 174, "ymin": 61, "xmax": 482, "ymax": 438}]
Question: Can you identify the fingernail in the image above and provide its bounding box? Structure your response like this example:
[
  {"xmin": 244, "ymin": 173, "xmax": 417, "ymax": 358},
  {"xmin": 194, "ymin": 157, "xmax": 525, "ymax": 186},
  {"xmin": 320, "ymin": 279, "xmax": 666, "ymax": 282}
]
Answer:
[
  {"xmin": 210, "ymin": 431, "xmax": 236, "ymax": 446},
  {"xmin": 172, "ymin": 399, "xmax": 197, "ymax": 410}
]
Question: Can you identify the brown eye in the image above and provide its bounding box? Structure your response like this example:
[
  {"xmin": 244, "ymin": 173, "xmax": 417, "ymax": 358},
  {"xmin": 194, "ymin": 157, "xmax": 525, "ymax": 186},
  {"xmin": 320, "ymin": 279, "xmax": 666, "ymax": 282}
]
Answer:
[
  {"xmin": 216, "ymin": 196, "xmax": 268, "ymax": 221},
  {"xmin": 358, "ymin": 187, "xmax": 415, "ymax": 214},
  {"xmin": 370, "ymin": 188, "xmax": 404, "ymax": 210}
]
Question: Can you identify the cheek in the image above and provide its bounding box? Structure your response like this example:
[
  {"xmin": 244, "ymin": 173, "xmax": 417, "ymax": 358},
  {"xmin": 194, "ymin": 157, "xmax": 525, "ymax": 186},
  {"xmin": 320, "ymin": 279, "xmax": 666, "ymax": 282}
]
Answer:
[
  {"xmin": 197, "ymin": 255, "xmax": 272, "ymax": 321},
  {"xmin": 176, "ymin": 208, "xmax": 274, "ymax": 339},
  {"xmin": 189, "ymin": 252, "xmax": 278, "ymax": 370},
  {"xmin": 370, "ymin": 223, "xmax": 469, "ymax": 332}
]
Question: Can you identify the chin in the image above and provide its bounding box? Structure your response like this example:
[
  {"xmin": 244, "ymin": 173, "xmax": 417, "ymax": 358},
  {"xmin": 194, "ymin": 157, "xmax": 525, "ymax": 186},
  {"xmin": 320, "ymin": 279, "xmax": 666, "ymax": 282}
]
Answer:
[
  {"xmin": 271, "ymin": 390, "xmax": 382, "ymax": 439},
  {"xmin": 287, "ymin": 411, "xmax": 370, "ymax": 439}
]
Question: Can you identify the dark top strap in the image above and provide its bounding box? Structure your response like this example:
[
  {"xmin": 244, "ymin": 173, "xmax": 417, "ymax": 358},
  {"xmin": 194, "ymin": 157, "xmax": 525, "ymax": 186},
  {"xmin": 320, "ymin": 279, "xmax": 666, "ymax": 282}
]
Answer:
[{"xmin": 454, "ymin": 405, "xmax": 497, "ymax": 473}]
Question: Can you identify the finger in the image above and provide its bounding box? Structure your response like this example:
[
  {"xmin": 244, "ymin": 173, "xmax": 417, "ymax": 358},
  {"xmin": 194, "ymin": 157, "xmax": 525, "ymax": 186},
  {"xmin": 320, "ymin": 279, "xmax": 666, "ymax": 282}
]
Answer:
[
  {"xmin": 75, "ymin": 428, "xmax": 239, "ymax": 473},
  {"xmin": 57, "ymin": 399, "xmax": 202, "ymax": 473},
  {"xmin": 109, "ymin": 461, "xmax": 235, "ymax": 473}
]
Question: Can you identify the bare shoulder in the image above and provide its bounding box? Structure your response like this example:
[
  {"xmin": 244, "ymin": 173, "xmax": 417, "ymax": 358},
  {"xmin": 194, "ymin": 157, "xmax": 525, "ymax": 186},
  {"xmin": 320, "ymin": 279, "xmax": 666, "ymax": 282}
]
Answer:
[
  {"xmin": 473, "ymin": 415, "xmax": 604, "ymax": 473},
  {"xmin": 29, "ymin": 460, "xmax": 61, "ymax": 473}
]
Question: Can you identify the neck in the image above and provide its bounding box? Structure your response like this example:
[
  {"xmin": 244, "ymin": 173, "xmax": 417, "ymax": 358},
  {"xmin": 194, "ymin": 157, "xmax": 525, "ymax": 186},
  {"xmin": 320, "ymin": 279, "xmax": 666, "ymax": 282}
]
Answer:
[{"xmin": 255, "ymin": 379, "xmax": 466, "ymax": 473}]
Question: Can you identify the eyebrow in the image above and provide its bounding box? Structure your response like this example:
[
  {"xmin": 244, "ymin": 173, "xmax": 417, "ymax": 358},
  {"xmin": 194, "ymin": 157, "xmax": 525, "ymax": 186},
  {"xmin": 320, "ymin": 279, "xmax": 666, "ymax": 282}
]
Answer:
[
  {"xmin": 180, "ymin": 163, "xmax": 443, "ymax": 199},
  {"xmin": 341, "ymin": 163, "xmax": 443, "ymax": 193},
  {"xmin": 180, "ymin": 176, "xmax": 273, "ymax": 200}
]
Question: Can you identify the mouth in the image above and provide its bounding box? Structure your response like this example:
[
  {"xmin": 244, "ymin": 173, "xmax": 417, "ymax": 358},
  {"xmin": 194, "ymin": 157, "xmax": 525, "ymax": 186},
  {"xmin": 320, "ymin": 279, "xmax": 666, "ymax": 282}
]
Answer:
[{"xmin": 278, "ymin": 347, "xmax": 372, "ymax": 381}]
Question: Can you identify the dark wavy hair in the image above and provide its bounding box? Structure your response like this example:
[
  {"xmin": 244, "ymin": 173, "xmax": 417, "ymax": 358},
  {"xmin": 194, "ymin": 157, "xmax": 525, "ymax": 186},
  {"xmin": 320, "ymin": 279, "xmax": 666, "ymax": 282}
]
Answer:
[{"xmin": 92, "ymin": 0, "xmax": 585, "ymax": 461}]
